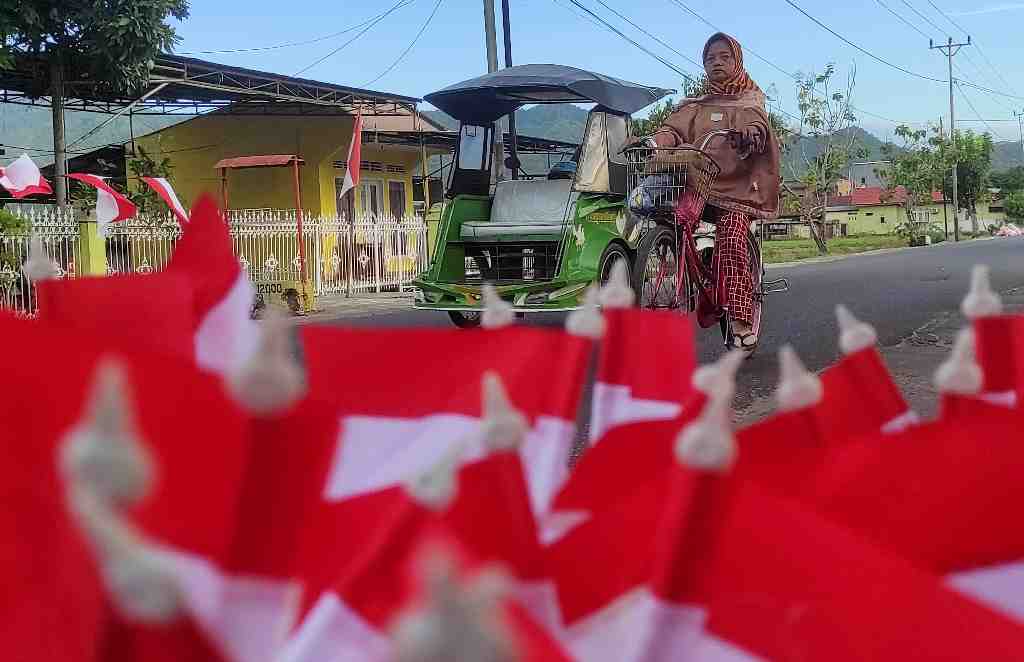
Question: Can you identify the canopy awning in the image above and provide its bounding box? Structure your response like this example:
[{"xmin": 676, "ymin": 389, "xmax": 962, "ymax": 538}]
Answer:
[
  {"xmin": 214, "ymin": 155, "xmax": 304, "ymax": 170},
  {"xmin": 425, "ymin": 64, "xmax": 673, "ymax": 124}
]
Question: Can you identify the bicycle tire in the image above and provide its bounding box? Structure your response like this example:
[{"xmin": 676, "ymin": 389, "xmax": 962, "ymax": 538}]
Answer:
[{"xmin": 632, "ymin": 224, "xmax": 692, "ymax": 313}]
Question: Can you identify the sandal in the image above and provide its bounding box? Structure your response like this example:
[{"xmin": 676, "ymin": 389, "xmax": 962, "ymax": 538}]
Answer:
[{"xmin": 732, "ymin": 332, "xmax": 759, "ymax": 357}]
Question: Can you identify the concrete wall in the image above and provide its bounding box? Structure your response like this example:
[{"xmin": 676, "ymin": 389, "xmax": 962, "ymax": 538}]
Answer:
[{"xmin": 826, "ymin": 204, "xmax": 908, "ymax": 235}]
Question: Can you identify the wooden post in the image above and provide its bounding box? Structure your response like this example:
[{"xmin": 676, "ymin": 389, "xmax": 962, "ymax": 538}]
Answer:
[{"xmin": 220, "ymin": 168, "xmax": 229, "ymax": 211}]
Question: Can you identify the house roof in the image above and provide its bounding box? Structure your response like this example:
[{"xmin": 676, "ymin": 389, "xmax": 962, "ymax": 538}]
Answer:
[
  {"xmin": 1, "ymin": 52, "xmax": 420, "ymax": 115},
  {"xmin": 849, "ymin": 186, "xmax": 945, "ymax": 207}
]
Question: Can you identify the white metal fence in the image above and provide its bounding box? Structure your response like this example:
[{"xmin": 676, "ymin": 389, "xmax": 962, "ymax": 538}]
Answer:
[
  {"xmin": 0, "ymin": 208, "xmax": 80, "ymax": 316},
  {"xmin": 0, "ymin": 207, "xmax": 429, "ymax": 316}
]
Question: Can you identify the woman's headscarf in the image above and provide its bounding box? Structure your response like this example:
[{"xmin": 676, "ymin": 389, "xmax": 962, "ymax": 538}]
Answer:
[{"xmin": 702, "ymin": 33, "xmax": 762, "ymax": 98}]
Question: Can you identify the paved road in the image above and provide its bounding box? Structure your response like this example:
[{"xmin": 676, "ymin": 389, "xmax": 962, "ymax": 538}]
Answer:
[{"xmin": 323, "ymin": 238, "xmax": 1024, "ymax": 410}]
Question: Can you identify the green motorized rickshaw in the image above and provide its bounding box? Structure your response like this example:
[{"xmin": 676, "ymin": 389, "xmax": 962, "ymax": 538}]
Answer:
[{"xmin": 412, "ymin": 65, "xmax": 673, "ymax": 327}]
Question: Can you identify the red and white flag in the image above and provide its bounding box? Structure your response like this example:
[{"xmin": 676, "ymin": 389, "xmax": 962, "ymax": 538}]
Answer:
[
  {"xmin": 337, "ymin": 110, "xmax": 363, "ymax": 202},
  {"xmin": 587, "ymin": 308, "xmax": 697, "ymax": 443},
  {"xmin": 0, "ymin": 153, "xmax": 53, "ymax": 198},
  {"xmin": 549, "ymin": 454, "xmax": 1024, "ymax": 661},
  {"xmin": 166, "ymin": 194, "xmax": 259, "ymax": 377},
  {"xmin": 974, "ymin": 314, "xmax": 1024, "ymax": 408},
  {"xmin": 141, "ymin": 176, "xmax": 189, "ymax": 224},
  {"xmin": 301, "ymin": 324, "xmax": 590, "ymax": 517},
  {"xmin": 65, "ymin": 173, "xmax": 137, "ymax": 233},
  {"xmin": 283, "ymin": 449, "xmax": 566, "ymax": 662}
]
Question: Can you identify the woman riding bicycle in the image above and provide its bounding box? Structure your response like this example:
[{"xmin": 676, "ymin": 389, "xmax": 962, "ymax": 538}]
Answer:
[{"xmin": 650, "ymin": 33, "xmax": 780, "ymax": 354}]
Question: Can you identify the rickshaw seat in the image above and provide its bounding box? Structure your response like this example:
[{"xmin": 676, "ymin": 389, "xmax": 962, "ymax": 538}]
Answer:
[{"xmin": 460, "ymin": 179, "xmax": 576, "ymax": 242}]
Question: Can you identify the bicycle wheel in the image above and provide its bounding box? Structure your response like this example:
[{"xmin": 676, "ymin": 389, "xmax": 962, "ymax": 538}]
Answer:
[
  {"xmin": 632, "ymin": 225, "xmax": 692, "ymax": 312},
  {"xmin": 720, "ymin": 230, "xmax": 764, "ymax": 347}
]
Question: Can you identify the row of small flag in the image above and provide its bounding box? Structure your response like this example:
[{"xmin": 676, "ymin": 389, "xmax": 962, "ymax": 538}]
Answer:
[
  {"xmin": 1, "ymin": 153, "xmax": 187, "ymax": 229},
  {"xmin": 5, "ymin": 192, "xmax": 1024, "ymax": 661}
]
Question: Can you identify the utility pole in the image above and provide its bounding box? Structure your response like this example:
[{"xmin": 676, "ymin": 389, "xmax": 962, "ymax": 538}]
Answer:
[
  {"xmin": 483, "ymin": 0, "xmax": 504, "ymax": 185},
  {"xmin": 939, "ymin": 116, "xmax": 949, "ymax": 240},
  {"xmin": 931, "ymin": 36, "xmax": 970, "ymax": 242},
  {"xmin": 500, "ymin": 0, "xmax": 519, "ymax": 179},
  {"xmin": 51, "ymin": 55, "xmax": 68, "ymax": 209},
  {"xmin": 1014, "ymin": 109, "xmax": 1024, "ymax": 165}
]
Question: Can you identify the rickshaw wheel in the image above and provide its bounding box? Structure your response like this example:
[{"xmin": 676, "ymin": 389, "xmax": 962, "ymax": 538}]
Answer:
[
  {"xmin": 448, "ymin": 311, "xmax": 482, "ymax": 329},
  {"xmin": 598, "ymin": 243, "xmax": 632, "ymax": 292}
]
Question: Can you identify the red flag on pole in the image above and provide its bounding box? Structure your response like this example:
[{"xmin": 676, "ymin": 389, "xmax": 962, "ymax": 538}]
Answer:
[
  {"xmin": 141, "ymin": 176, "xmax": 189, "ymax": 224},
  {"xmin": 65, "ymin": 173, "xmax": 137, "ymax": 233},
  {"xmin": 338, "ymin": 110, "xmax": 363, "ymax": 202},
  {"xmin": 0, "ymin": 153, "xmax": 53, "ymax": 198}
]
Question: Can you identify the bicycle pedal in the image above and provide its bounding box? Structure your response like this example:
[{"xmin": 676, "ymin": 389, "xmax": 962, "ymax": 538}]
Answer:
[{"xmin": 762, "ymin": 278, "xmax": 790, "ymax": 294}]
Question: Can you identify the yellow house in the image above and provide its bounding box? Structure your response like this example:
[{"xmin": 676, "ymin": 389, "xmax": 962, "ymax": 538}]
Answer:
[
  {"xmin": 825, "ymin": 187, "xmax": 951, "ymax": 235},
  {"xmin": 130, "ymin": 105, "xmax": 447, "ymax": 220}
]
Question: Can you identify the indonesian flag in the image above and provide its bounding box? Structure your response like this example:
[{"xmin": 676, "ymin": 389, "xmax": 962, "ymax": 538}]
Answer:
[
  {"xmin": 816, "ymin": 345, "xmax": 917, "ymax": 435},
  {"xmin": 300, "ymin": 324, "xmax": 590, "ymax": 517},
  {"xmin": 795, "ymin": 414, "xmax": 1024, "ymax": 623},
  {"xmin": 587, "ymin": 308, "xmax": 697, "ymax": 443},
  {"xmin": 141, "ymin": 176, "xmax": 189, "ymax": 224},
  {"xmin": 282, "ymin": 450, "xmax": 567, "ymax": 662},
  {"xmin": 973, "ymin": 313, "xmax": 1024, "ymax": 407},
  {"xmin": 0, "ymin": 153, "xmax": 53, "ymax": 198},
  {"xmin": 65, "ymin": 173, "xmax": 137, "ymax": 234},
  {"xmin": 165, "ymin": 194, "xmax": 259, "ymax": 377},
  {"xmin": 35, "ymin": 270, "xmax": 199, "ymax": 360},
  {"xmin": 548, "ymin": 458, "xmax": 1024, "ymax": 661},
  {"xmin": 337, "ymin": 110, "xmax": 363, "ymax": 201}
]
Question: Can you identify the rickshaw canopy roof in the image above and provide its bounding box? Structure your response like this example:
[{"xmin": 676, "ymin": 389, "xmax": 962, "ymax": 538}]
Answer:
[
  {"xmin": 214, "ymin": 155, "xmax": 304, "ymax": 170},
  {"xmin": 424, "ymin": 64, "xmax": 673, "ymax": 124}
]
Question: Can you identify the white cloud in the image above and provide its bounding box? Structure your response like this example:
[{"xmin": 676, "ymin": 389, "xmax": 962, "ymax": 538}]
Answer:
[{"xmin": 948, "ymin": 2, "xmax": 1024, "ymax": 16}]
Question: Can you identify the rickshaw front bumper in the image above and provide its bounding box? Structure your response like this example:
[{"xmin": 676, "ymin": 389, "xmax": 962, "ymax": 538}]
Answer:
[{"xmin": 411, "ymin": 278, "xmax": 590, "ymax": 312}]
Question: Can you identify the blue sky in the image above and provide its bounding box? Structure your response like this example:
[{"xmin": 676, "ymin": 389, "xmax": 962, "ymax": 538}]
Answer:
[{"xmin": 173, "ymin": 0, "xmax": 1024, "ymax": 142}]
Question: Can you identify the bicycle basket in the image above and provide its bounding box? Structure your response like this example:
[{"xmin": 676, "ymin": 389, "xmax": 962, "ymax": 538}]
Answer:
[{"xmin": 624, "ymin": 147, "xmax": 721, "ymax": 221}]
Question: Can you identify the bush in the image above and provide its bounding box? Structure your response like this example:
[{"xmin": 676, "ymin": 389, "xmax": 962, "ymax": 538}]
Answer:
[{"xmin": 0, "ymin": 208, "xmax": 27, "ymax": 234}]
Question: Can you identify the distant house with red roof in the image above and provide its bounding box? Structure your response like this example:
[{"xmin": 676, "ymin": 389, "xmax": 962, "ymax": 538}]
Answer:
[{"xmin": 826, "ymin": 186, "xmax": 954, "ymax": 236}]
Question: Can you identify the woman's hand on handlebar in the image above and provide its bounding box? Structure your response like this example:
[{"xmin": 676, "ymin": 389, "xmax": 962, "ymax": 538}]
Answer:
[{"xmin": 728, "ymin": 126, "xmax": 765, "ymax": 155}]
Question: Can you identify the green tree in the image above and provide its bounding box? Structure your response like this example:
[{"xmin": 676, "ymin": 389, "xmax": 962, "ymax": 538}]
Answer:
[
  {"xmin": 1, "ymin": 0, "xmax": 190, "ymax": 207},
  {"xmin": 786, "ymin": 64, "xmax": 867, "ymax": 254},
  {"xmin": 127, "ymin": 145, "xmax": 175, "ymax": 214},
  {"xmin": 880, "ymin": 124, "xmax": 948, "ymax": 241},
  {"xmin": 1005, "ymin": 190, "xmax": 1024, "ymax": 221},
  {"xmin": 990, "ymin": 166, "xmax": 1024, "ymax": 193},
  {"xmin": 941, "ymin": 130, "xmax": 994, "ymax": 234}
]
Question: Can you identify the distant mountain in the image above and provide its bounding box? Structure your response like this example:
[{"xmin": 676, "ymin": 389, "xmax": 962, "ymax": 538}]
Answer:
[
  {"xmin": 0, "ymin": 104, "xmax": 184, "ymax": 166},
  {"xmin": 992, "ymin": 140, "xmax": 1024, "ymax": 171},
  {"xmin": 783, "ymin": 126, "xmax": 894, "ymax": 179}
]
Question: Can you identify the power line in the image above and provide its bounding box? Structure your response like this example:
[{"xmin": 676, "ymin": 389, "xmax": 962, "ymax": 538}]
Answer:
[
  {"xmin": 364, "ymin": 0, "xmax": 444, "ymax": 86},
  {"xmin": 899, "ymin": 0, "xmax": 949, "ymax": 38},
  {"xmin": 561, "ymin": 0, "xmax": 699, "ymax": 82},
  {"xmin": 873, "ymin": 0, "xmax": 931, "ymax": 40},
  {"xmin": 292, "ymin": 0, "xmax": 416, "ymax": 77},
  {"xmin": 589, "ymin": 0, "xmax": 704, "ymax": 71},
  {"xmin": 783, "ymin": 0, "xmax": 945, "ymax": 83},
  {"xmin": 663, "ymin": 0, "xmax": 909, "ymax": 125},
  {"xmin": 178, "ymin": 8, "xmax": 405, "ymax": 56},
  {"xmin": 784, "ymin": 0, "xmax": 1024, "ymax": 103},
  {"xmin": 924, "ymin": 0, "xmax": 1016, "ymax": 93},
  {"xmin": 956, "ymin": 81, "xmax": 1003, "ymax": 139}
]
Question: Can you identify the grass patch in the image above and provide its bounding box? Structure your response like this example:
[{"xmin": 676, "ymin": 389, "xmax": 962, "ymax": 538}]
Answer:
[{"xmin": 762, "ymin": 235, "xmax": 907, "ymax": 264}]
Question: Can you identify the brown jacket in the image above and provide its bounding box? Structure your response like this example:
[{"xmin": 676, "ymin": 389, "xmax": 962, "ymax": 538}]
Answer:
[{"xmin": 654, "ymin": 92, "xmax": 780, "ymax": 219}]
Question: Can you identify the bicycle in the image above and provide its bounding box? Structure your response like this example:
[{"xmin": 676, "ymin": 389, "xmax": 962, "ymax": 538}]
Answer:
[{"xmin": 623, "ymin": 129, "xmax": 789, "ymax": 353}]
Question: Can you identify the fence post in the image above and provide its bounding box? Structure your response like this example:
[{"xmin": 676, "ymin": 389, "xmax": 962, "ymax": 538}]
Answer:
[
  {"xmin": 77, "ymin": 212, "xmax": 107, "ymax": 275},
  {"xmin": 345, "ymin": 221, "xmax": 354, "ymax": 298}
]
